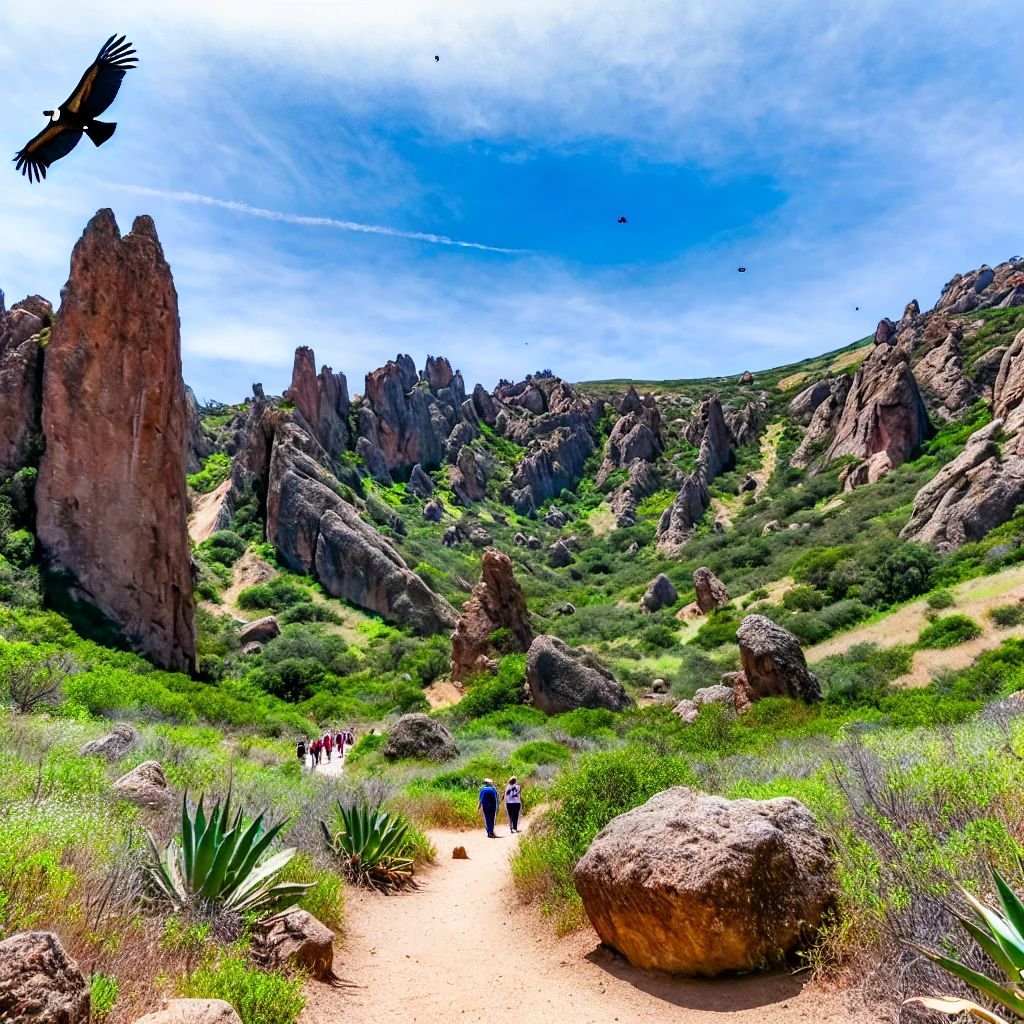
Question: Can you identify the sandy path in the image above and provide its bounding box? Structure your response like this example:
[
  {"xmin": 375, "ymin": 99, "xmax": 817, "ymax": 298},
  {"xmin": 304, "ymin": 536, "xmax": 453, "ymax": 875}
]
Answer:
[
  {"xmin": 807, "ymin": 564, "xmax": 1024, "ymax": 685},
  {"xmin": 712, "ymin": 422, "xmax": 783, "ymax": 529},
  {"xmin": 188, "ymin": 479, "xmax": 231, "ymax": 544},
  {"xmin": 301, "ymin": 823, "xmax": 861, "ymax": 1024}
]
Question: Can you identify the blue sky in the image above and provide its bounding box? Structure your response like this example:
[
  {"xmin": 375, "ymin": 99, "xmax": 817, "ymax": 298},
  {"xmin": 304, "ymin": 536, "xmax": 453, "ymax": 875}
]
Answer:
[{"xmin": 1, "ymin": 1, "xmax": 1022, "ymax": 403}]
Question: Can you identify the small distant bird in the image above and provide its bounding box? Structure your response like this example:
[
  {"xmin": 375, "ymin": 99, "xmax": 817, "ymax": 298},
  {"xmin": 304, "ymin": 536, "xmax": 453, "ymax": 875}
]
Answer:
[
  {"xmin": 617, "ymin": 216, "xmax": 628, "ymax": 224},
  {"xmin": 856, "ymin": 306, "xmax": 860, "ymax": 310},
  {"xmin": 737, "ymin": 267, "xmax": 746, "ymax": 273},
  {"xmin": 434, "ymin": 55, "xmax": 440, "ymax": 62},
  {"xmin": 14, "ymin": 34, "xmax": 138, "ymax": 182}
]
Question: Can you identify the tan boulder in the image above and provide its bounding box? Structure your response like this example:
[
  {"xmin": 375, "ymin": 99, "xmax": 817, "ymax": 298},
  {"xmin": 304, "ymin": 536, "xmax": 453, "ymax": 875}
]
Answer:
[
  {"xmin": 112, "ymin": 760, "xmax": 171, "ymax": 809},
  {"xmin": 238, "ymin": 616, "xmax": 281, "ymax": 645},
  {"xmin": 133, "ymin": 1000, "xmax": 242, "ymax": 1024},
  {"xmin": 573, "ymin": 787, "xmax": 836, "ymax": 976},
  {"xmin": 79, "ymin": 722, "xmax": 139, "ymax": 761},
  {"xmin": 255, "ymin": 908, "xmax": 334, "ymax": 980},
  {"xmin": 692, "ymin": 566, "xmax": 730, "ymax": 614},
  {"xmin": 0, "ymin": 931, "xmax": 90, "ymax": 1024}
]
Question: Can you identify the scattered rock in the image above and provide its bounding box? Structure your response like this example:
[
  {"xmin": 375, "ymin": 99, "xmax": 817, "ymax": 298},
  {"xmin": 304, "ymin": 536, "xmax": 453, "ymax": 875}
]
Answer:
[
  {"xmin": 526, "ymin": 635, "xmax": 634, "ymax": 716},
  {"xmin": 641, "ymin": 574, "xmax": 678, "ymax": 613},
  {"xmin": 555, "ymin": 602, "xmax": 576, "ymax": 616},
  {"xmin": 423, "ymin": 499, "xmax": 444, "ymax": 523},
  {"xmin": 443, "ymin": 526, "xmax": 461, "ymax": 547},
  {"xmin": 79, "ymin": 722, "xmax": 139, "ymax": 761},
  {"xmin": 693, "ymin": 566, "xmax": 730, "ymax": 614},
  {"xmin": 761, "ymin": 519, "xmax": 782, "ymax": 536},
  {"xmin": 650, "ymin": 678, "xmax": 669, "ymax": 694},
  {"xmin": 573, "ymin": 787, "xmax": 837, "ymax": 976},
  {"xmin": 0, "ymin": 932, "xmax": 89, "ymax": 1024},
  {"xmin": 112, "ymin": 760, "xmax": 171, "ymax": 809},
  {"xmin": 738, "ymin": 474, "xmax": 757, "ymax": 493},
  {"xmin": 238, "ymin": 616, "xmax": 281, "ymax": 645},
  {"xmin": 408, "ymin": 463, "xmax": 435, "ymax": 499},
  {"xmin": 452, "ymin": 846, "xmax": 469, "ymax": 860},
  {"xmin": 133, "ymin": 1001, "xmax": 242, "ymax": 1024},
  {"xmin": 526, "ymin": 536, "xmax": 542, "ymax": 550},
  {"xmin": 548, "ymin": 540, "xmax": 574, "ymax": 568},
  {"xmin": 383, "ymin": 713, "xmax": 459, "ymax": 762},
  {"xmin": 242, "ymin": 641, "xmax": 263, "ymax": 656},
  {"xmin": 543, "ymin": 508, "xmax": 568, "ymax": 528},
  {"xmin": 255, "ymin": 908, "xmax": 334, "ymax": 980},
  {"xmin": 739, "ymin": 370, "xmax": 754, "ymax": 385},
  {"xmin": 513, "ymin": 531, "xmax": 527, "ymax": 546},
  {"xmin": 736, "ymin": 615, "xmax": 821, "ymax": 703}
]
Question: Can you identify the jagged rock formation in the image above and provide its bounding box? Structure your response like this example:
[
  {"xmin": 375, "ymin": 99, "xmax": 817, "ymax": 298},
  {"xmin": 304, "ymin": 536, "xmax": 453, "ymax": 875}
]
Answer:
[
  {"xmin": 995, "ymin": 328, "xmax": 1024, "ymax": 425},
  {"xmin": 823, "ymin": 343, "xmax": 928, "ymax": 488},
  {"xmin": 383, "ymin": 713, "xmax": 459, "ymax": 761},
  {"xmin": 284, "ymin": 346, "xmax": 350, "ymax": 457},
  {"xmin": 693, "ymin": 566, "xmax": 730, "ymax": 613},
  {"xmin": 734, "ymin": 615, "xmax": 821, "ymax": 704},
  {"xmin": 573, "ymin": 788, "xmax": 836, "ymax": 976},
  {"xmin": 595, "ymin": 386, "xmax": 662, "ymax": 485},
  {"xmin": 450, "ymin": 445, "xmax": 488, "ymax": 504},
  {"xmin": 657, "ymin": 397, "xmax": 734, "ymax": 553},
  {"xmin": 913, "ymin": 324, "xmax": 974, "ymax": 419},
  {"xmin": 0, "ymin": 931, "xmax": 90, "ymax": 1024},
  {"xmin": 641, "ymin": 573, "xmax": 677, "ymax": 612},
  {"xmin": 724, "ymin": 399, "xmax": 766, "ymax": 448},
  {"xmin": 451, "ymin": 548, "xmax": 533, "ymax": 681},
  {"xmin": 0, "ymin": 296, "xmax": 49, "ymax": 479},
  {"xmin": 791, "ymin": 375, "xmax": 851, "ymax": 468},
  {"xmin": 408, "ymin": 464, "xmax": 434, "ymax": 498},
  {"xmin": 526, "ymin": 635, "xmax": 633, "ymax": 715},
  {"xmin": 935, "ymin": 260, "xmax": 1024, "ymax": 314},
  {"xmin": 266, "ymin": 421, "xmax": 457, "ymax": 635},
  {"xmin": 788, "ymin": 377, "xmax": 836, "ymax": 425},
  {"xmin": 184, "ymin": 386, "xmax": 215, "ymax": 475},
  {"xmin": 610, "ymin": 458, "xmax": 660, "ymax": 527},
  {"xmin": 35, "ymin": 211, "xmax": 196, "ymax": 673}
]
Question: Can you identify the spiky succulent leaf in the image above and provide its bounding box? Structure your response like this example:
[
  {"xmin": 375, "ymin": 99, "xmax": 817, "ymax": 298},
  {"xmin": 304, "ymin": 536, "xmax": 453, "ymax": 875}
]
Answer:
[{"xmin": 904, "ymin": 996, "xmax": 1012, "ymax": 1024}]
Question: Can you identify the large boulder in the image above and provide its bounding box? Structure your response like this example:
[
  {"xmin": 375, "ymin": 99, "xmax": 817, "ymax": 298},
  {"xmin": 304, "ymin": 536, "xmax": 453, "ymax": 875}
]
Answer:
[
  {"xmin": 451, "ymin": 549, "xmax": 533, "ymax": 682},
  {"xmin": 656, "ymin": 472, "xmax": 710, "ymax": 553},
  {"xmin": 133, "ymin": 1001, "xmax": 242, "ymax": 1024},
  {"xmin": 383, "ymin": 714, "xmax": 458, "ymax": 761},
  {"xmin": 573, "ymin": 787, "xmax": 836, "ymax": 976},
  {"xmin": 35, "ymin": 211, "xmax": 196, "ymax": 673},
  {"xmin": 735, "ymin": 615, "xmax": 821, "ymax": 703},
  {"xmin": 283, "ymin": 346, "xmax": 350, "ymax": 457},
  {"xmin": 787, "ymin": 377, "xmax": 835, "ymax": 425},
  {"xmin": 692, "ymin": 566, "xmax": 730, "ymax": 614},
  {"xmin": 238, "ymin": 615, "xmax": 281, "ymax": 645},
  {"xmin": 525, "ymin": 635, "xmax": 633, "ymax": 716},
  {"xmin": 79, "ymin": 722, "xmax": 139, "ymax": 761},
  {"xmin": 255, "ymin": 908, "xmax": 334, "ymax": 980},
  {"xmin": 641, "ymin": 574, "xmax": 678, "ymax": 613},
  {"xmin": 449, "ymin": 445, "xmax": 487, "ymax": 504},
  {"xmin": 0, "ymin": 931, "xmax": 90, "ymax": 1024},
  {"xmin": 823, "ymin": 343, "xmax": 928, "ymax": 486},
  {"xmin": 112, "ymin": 760, "xmax": 172, "ymax": 809},
  {"xmin": 0, "ymin": 296, "xmax": 49, "ymax": 479}
]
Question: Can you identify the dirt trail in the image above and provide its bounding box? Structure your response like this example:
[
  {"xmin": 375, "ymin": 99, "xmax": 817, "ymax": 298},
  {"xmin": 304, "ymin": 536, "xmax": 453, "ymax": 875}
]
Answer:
[
  {"xmin": 711, "ymin": 422, "xmax": 783, "ymax": 530},
  {"xmin": 807, "ymin": 564, "xmax": 1024, "ymax": 685},
  {"xmin": 301, "ymin": 823, "xmax": 861, "ymax": 1024},
  {"xmin": 188, "ymin": 479, "xmax": 231, "ymax": 544}
]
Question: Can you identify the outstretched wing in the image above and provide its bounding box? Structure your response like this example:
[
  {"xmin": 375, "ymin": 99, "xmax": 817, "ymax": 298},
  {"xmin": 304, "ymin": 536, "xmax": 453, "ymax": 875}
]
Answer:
[
  {"xmin": 14, "ymin": 123, "xmax": 84, "ymax": 182},
  {"xmin": 62, "ymin": 34, "xmax": 138, "ymax": 119}
]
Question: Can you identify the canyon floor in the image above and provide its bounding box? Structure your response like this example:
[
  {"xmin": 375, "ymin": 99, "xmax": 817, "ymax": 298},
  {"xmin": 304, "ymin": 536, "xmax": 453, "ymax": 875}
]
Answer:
[{"xmin": 300, "ymin": 821, "xmax": 866, "ymax": 1024}]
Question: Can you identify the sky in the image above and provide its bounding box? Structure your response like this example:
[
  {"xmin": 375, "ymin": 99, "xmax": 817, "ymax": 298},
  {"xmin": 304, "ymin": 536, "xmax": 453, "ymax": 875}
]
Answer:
[{"xmin": 0, "ymin": 1, "xmax": 1022, "ymax": 403}]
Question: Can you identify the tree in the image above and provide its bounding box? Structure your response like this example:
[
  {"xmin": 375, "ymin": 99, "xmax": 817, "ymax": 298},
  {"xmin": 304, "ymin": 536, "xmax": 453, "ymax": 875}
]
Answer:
[{"xmin": 6, "ymin": 653, "xmax": 76, "ymax": 713}]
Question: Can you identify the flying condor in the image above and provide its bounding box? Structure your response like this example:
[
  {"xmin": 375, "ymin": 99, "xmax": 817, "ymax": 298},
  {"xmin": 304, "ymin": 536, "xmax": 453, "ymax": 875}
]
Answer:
[{"xmin": 14, "ymin": 34, "xmax": 138, "ymax": 182}]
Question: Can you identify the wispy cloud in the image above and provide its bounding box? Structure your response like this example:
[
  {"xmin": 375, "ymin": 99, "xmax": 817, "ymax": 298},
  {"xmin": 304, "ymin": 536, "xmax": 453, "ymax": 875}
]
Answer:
[{"xmin": 108, "ymin": 184, "xmax": 527, "ymax": 254}]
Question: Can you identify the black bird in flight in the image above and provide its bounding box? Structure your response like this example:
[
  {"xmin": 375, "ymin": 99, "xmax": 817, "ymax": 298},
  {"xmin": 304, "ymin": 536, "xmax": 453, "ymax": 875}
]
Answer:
[
  {"xmin": 617, "ymin": 216, "xmax": 627, "ymax": 224},
  {"xmin": 434, "ymin": 55, "xmax": 440, "ymax": 62},
  {"xmin": 737, "ymin": 266, "xmax": 746, "ymax": 272},
  {"xmin": 14, "ymin": 34, "xmax": 138, "ymax": 182}
]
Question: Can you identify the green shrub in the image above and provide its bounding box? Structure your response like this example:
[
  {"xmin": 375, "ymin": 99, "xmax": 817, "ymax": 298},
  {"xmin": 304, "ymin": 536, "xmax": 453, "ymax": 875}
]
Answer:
[
  {"xmin": 926, "ymin": 589, "xmax": 956, "ymax": 610},
  {"xmin": 452, "ymin": 654, "xmax": 526, "ymax": 720},
  {"xmin": 639, "ymin": 624, "xmax": 678, "ymax": 651},
  {"xmin": 989, "ymin": 603, "xmax": 1024, "ymax": 629},
  {"xmin": 782, "ymin": 585, "xmax": 826, "ymax": 612},
  {"xmin": 179, "ymin": 956, "xmax": 305, "ymax": 1024},
  {"xmin": 550, "ymin": 707, "xmax": 616, "ymax": 739},
  {"xmin": 278, "ymin": 602, "xmax": 341, "ymax": 626},
  {"xmin": 90, "ymin": 974, "xmax": 119, "ymax": 1021},
  {"xmin": 511, "ymin": 740, "xmax": 570, "ymax": 767},
  {"xmin": 187, "ymin": 453, "xmax": 232, "ymax": 495},
  {"xmin": 692, "ymin": 608, "xmax": 741, "ymax": 650},
  {"xmin": 918, "ymin": 614, "xmax": 983, "ymax": 649},
  {"xmin": 276, "ymin": 852, "xmax": 345, "ymax": 932},
  {"xmin": 237, "ymin": 578, "xmax": 310, "ymax": 612}
]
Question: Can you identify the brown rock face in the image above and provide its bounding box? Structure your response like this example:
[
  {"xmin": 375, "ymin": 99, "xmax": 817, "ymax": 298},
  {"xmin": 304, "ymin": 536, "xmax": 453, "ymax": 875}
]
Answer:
[
  {"xmin": 451, "ymin": 548, "xmax": 533, "ymax": 682},
  {"xmin": 0, "ymin": 296, "xmax": 49, "ymax": 479},
  {"xmin": 693, "ymin": 566, "xmax": 730, "ymax": 613},
  {"xmin": 791, "ymin": 375, "xmax": 850, "ymax": 468},
  {"xmin": 994, "ymin": 328, "xmax": 1024, "ymax": 422},
  {"xmin": 913, "ymin": 328, "xmax": 974, "ymax": 419},
  {"xmin": 736, "ymin": 615, "xmax": 821, "ymax": 703},
  {"xmin": 112, "ymin": 760, "xmax": 172, "ymax": 809},
  {"xmin": 35, "ymin": 210, "xmax": 196, "ymax": 673},
  {"xmin": 823, "ymin": 343, "xmax": 928, "ymax": 485},
  {"xmin": 450, "ymin": 445, "xmax": 488, "ymax": 504},
  {"xmin": 573, "ymin": 788, "xmax": 836, "ymax": 976},
  {"xmin": 284, "ymin": 346, "xmax": 350, "ymax": 456},
  {"xmin": 0, "ymin": 931, "xmax": 90, "ymax": 1024},
  {"xmin": 256, "ymin": 909, "xmax": 334, "ymax": 980}
]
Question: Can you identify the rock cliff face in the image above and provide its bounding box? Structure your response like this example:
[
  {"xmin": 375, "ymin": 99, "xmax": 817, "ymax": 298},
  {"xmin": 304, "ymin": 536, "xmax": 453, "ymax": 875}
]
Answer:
[
  {"xmin": 0, "ymin": 296, "xmax": 49, "ymax": 479},
  {"xmin": 35, "ymin": 210, "xmax": 196, "ymax": 673},
  {"xmin": 913, "ymin": 325, "xmax": 974, "ymax": 419},
  {"xmin": 595, "ymin": 386, "xmax": 662, "ymax": 486},
  {"xmin": 450, "ymin": 548, "xmax": 533, "ymax": 681},
  {"xmin": 284, "ymin": 346, "xmax": 350, "ymax": 457},
  {"xmin": 184, "ymin": 386, "xmax": 214, "ymax": 475}
]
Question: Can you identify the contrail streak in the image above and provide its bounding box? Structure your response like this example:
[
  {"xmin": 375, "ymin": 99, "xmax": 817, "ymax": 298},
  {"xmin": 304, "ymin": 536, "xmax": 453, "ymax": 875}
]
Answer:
[{"xmin": 110, "ymin": 184, "xmax": 526, "ymax": 254}]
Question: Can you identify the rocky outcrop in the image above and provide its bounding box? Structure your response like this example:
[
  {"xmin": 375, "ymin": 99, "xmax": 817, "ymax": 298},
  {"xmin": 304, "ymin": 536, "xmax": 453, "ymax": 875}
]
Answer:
[
  {"xmin": 184, "ymin": 386, "xmax": 215, "ymax": 476},
  {"xmin": 735, "ymin": 615, "xmax": 821, "ymax": 704},
  {"xmin": 79, "ymin": 722, "xmax": 139, "ymax": 761},
  {"xmin": 356, "ymin": 436, "xmax": 393, "ymax": 485},
  {"xmin": 383, "ymin": 713, "xmax": 458, "ymax": 761},
  {"xmin": 641, "ymin": 574, "xmax": 677, "ymax": 612},
  {"xmin": 684, "ymin": 397, "xmax": 733, "ymax": 480},
  {"xmin": 112, "ymin": 760, "xmax": 171, "ymax": 809},
  {"xmin": 693, "ymin": 566, "xmax": 730, "ymax": 613},
  {"xmin": 423, "ymin": 499, "xmax": 444, "ymax": 523},
  {"xmin": 823, "ymin": 343, "xmax": 928, "ymax": 487},
  {"xmin": 0, "ymin": 931, "xmax": 90, "ymax": 1024},
  {"xmin": 610, "ymin": 459, "xmax": 660, "ymax": 527},
  {"xmin": 791, "ymin": 375, "xmax": 850, "ymax": 468},
  {"xmin": 509, "ymin": 423, "xmax": 595, "ymax": 515},
  {"xmin": 672, "ymin": 683, "xmax": 740, "ymax": 724},
  {"xmin": 133, "ymin": 1001, "xmax": 242, "ymax": 1024},
  {"xmin": 255, "ymin": 909, "xmax": 334, "ymax": 980},
  {"xmin": 573, "ymin": 788, "xmax": 836, "ymax": 976},
  {"xmin": 913, "ymin": 326, "xmax": 974, "ymax": 418},
  {"xmin": 724, "ymin": 399, "xmax": 766, "ymax": 448},
  {"xmin": 284, "ymin": 346, "xmax": 350, "ymax": 457},
  {"xmin": 266, "ymin": 421, "xmax": 456, "ymax": 634},
  {"xmin": 525, "ymin": 635, "xmax": 633, "ymax": 715},
  {"xmin": 35, "ymin": 211, "xmax": 196, "ymax": 673},
  {"xmin": 787, "ymin": 378, "xmax": 835, "ymax": 425},
  {"xmin": 935, "ymin": 260, "xmax": 1024, "ymax": 315},
  {"xmin": 408, "ymin": 464, "xmax": 434, "ymax": 498},
  {"xmin": 0, "ymin": 296, "xmax": 48, "ymax": 479},
  {"xmin": 548, "ymin": 539, "xmax": 573, "ymax": 568},
  {"xmin": 994, "ymin": 329, "xmax": 1024, "ymax": 424},
  {"xmin": 238, "ymin": 616, "xmax": 281, "ymax": 645},
  {"xmin": 451, "ymin": 549, "xmax": 533, "ymax": 682},
  {"xmin": 450, "ymin": 445, "xmax": 488, "ymax": 504},
  {"xmin": 900, "ymin": 420, "xmax": 1024, "ymax": 551},
  {"xmin": 595, "ymin": 387, "xmax": 662, "ymax": 486}
]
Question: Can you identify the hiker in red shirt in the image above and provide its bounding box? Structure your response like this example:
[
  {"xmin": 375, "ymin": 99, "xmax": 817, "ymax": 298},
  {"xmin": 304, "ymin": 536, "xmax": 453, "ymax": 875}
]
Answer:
[{"xmin": 323, "ymin": 732, "xmax": 333, "ymax": 762}]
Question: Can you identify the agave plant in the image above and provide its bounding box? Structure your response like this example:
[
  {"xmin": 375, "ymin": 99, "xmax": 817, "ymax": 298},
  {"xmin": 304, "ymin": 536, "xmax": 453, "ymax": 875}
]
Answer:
[
  {"xmin": 906, "ymin": 864, "xmax": 1024, "ymax": 1024},
  {"xmin": 146, "ymin": 792, "xmax": 311, "ymax": 914},
  {"xmin": 320, "ymin": 801, "xmax": 416, "ymax": 892}
]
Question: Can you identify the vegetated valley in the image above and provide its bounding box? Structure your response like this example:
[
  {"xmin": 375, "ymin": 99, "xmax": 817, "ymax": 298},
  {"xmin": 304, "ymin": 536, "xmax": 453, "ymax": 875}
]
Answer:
[{"xmin": 4, "ymin": 210, "xmax": 1024, "ymax": 1023}]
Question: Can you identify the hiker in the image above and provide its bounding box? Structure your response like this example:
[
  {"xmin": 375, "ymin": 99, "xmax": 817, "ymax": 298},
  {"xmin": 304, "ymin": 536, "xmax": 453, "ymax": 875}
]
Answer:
[
  {"xmin": 503, "ymin": 776, "xmax": 523, "ymax": 833},
  {"xmin": 346, "ymin": 727, "xmax": 356, "ymax": 750},
  {"xmin": 311, "ymin": 738, "xmax": 321, "ymax": 766},
  {"xmin": 335, "ymin": 729, "xmax": 344, "ymax": 754},
  {"xmin": 296, "ymin": 738, "xmax": 306, "ymax": 765},
  {"xmin": 478, "ymin": 778, "xmax": 499, "ymax": 838}
]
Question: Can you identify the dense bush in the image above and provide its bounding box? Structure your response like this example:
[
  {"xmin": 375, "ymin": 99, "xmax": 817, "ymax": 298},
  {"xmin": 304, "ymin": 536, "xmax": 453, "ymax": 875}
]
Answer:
[
  {"xmin": 918, "ymin": 614, "xmax": 983, "ymax": 649},
  {"xmin": 449, "ymin": 654, "xmax": 527, "ymax": 720},
  {"xmin": 179, "ymin": 956, "xmax": 305, "ymax": 1024},
  {"xmin": 989, "ymin": 603, "xmax": 1024, "ymax": 629},
  {"xmin": 236, "ymin": 578, "xmax": 311, "ymax": 612},
  {"xmin": 187, "ymin": 453, "xmax": 232, "ymax": 495}
]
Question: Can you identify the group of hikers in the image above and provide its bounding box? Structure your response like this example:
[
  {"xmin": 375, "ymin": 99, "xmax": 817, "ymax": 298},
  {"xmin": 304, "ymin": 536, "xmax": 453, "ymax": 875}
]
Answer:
[
  {"xmin": 477, "ymin": 777, "xmax": 523, "ymax": 837},
  {"xmin": 296, "ymin": 727, "xmax": 355, "ymax": 768}
]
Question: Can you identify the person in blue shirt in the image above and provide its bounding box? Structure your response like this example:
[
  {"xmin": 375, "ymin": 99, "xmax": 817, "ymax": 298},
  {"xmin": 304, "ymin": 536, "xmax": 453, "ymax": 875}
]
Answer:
[{"xmin": 478, "ymin": 778, "xmax": 499, "ymax": 838}]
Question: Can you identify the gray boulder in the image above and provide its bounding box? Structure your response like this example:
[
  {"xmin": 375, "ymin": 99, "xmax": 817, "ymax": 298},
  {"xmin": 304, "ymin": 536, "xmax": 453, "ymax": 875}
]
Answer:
[
  {"xmin": 735, "ymin": 615, "xmax": 821, "ymax": 704},
  {"xmin": 238, "ymin": 615, "xmax": 281, "ymax": 645},
  {"xmin": 112, "ymin": 760, "xmax": 172, "ymax": 809},
  {"xmin": 383, "ymin": 713, "xmax": 458, "ymax": 762},
  {"xmin": 548, "ymin": 540, "xmax": 573, "ymax": 568},
  {"xmin": 641, "ymin": 574, "xmax": 678, "ymax": 612},
  {"xmin": 408, "ymin": 463, "xmax": 435, "ymax": 498},
  {"xmin": 79, "ymin": 722, "xmax": 139, "ymax": 761},
  {"xmin": 693, "ymin": 566, "xmax": 730, "ymax": 614},
  {"xmin": 423, "ymin": 499, "xmax": 444, "ymax": 523},
  {"xmin": 526, "ymin": 635, "xmax": 633, "ymax": 716},
  {"xmin": 0, "ymin": 932, "xmax": 89, "ymax": 1024}
]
